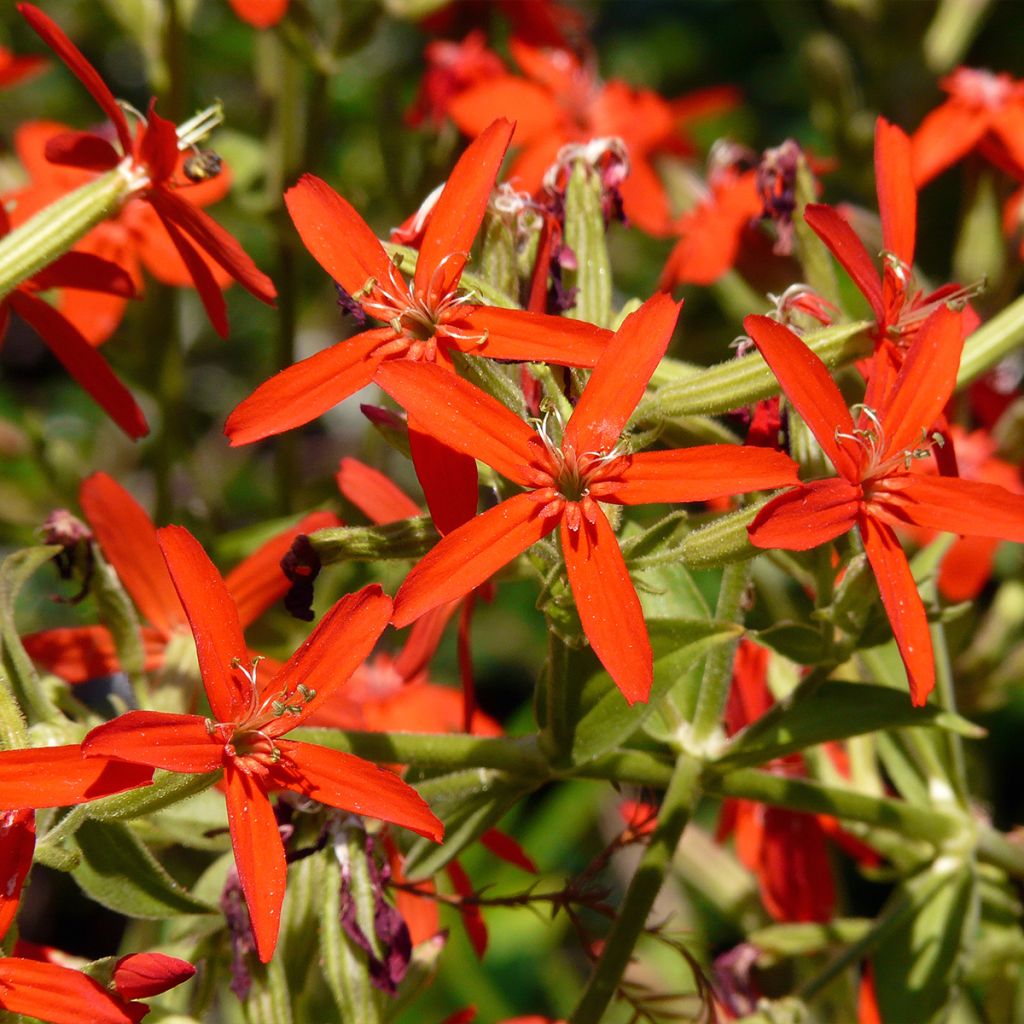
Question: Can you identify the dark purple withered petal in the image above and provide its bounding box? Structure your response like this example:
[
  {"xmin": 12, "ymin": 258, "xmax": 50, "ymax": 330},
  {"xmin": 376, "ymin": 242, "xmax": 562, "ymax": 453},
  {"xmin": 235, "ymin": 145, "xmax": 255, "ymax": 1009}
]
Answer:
[
  {"xmin": 757, "ymin": 139, "xmax": 802, "ymax": 257},
  {"xmin": 280, "ymin": 534, "xmax": 321, "ymax": 622},
  {"xmin": 334, "ymin": 282, "xmax": 368, "ymax": 327},
  {"xmin": 220, "ymin": 867, "xmax": 257, "ymax": 1000}
]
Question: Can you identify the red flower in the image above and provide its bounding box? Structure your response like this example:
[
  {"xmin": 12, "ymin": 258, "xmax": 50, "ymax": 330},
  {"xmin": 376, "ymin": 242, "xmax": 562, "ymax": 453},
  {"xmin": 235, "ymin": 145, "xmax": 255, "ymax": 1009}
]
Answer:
[
  {"xmin": 0, "ymin": 205, "xmax": 146, "ymax": 438},
  {"xmin": 82, "ymin": 526, "xmax": 442, "ymax": 962},
  {"xmin": 744, "ymin": 308, "xmax": 1024, "ymax": 704},
  {"xmin": 382, "ymin": 294, "xmax": 798, "ymax": 703},
  {"xmin": 0, "ymin": 810, "xmax": 34, "ymax": 938},
  {"xmin": 407, "ymin": 31, "xmax": 504, "ymax": 129},
  {"xmin": 16, "ymin": 3, "xmax": 276, "ymax": 338},
  {"xmin": 912, "ymin": 67, "xmax": 1024, "ymax": 186},
  {"xmin": 226, "ymin": 118, "xmax": 612, "ymax": 533},
  {"xmin": 23, "ymin": 472, "xmax": 339, "ymax": 684},
  {"xmin": 0, "ymin": 46, "xmax": 46, "ymax": 88},
  {"xmin": 448, "ymin": 40, "xmax": 737, "ymax": 236},
  {"xmin": 227, "ymin": 0, "xmax": 288, "ymax": 29}
]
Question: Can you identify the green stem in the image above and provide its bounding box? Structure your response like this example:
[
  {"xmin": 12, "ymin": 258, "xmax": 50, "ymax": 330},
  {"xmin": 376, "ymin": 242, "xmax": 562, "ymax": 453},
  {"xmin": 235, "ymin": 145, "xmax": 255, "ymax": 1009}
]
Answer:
[
  {"xmin": 926, "ymin": 584, "xmax": 969, "ymax": 807},
  {"xmin": 690, "ymin": 560, "xmax": 751, "ymax": 746},
  {"xmin": 957, "ymin": 292, "xmax": 1024, "ymax": 387},
  {"xmin": 539, "ymin": 628, "xmax": 574, "ymax": 765},
  {"xmin": 569, "ymin": 755, "xmax": 703, "ymax": 1024}
]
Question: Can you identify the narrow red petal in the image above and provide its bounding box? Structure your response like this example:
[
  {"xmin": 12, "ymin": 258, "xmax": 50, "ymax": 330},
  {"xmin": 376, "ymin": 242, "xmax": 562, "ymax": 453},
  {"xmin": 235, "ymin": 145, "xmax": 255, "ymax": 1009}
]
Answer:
[
  {"xmin": 859, "ymin": 513, "xmax": 934, "ymax": 705},
  {"xmin": 393, "ymin": 494, "xmax": 557, "ymax": 628},
  {"xmin": 225, "ymin": 329, "xmax": 386, "ymax": 446},
  {"xmin": 42, "ymin": 130, "xmax": 120, "ymax": 171},
  {"xmin": 157, "ymin": 525, "xmax": 249, "ymax": 722},
  {"xmin": 0, "ymin": 745, "xmax": 153, "ymax": 810},
  {"xmin": 223, "ymin": 761, "xmax": 286, "ymax": 963},
  {"xmin": 561, "ymin": 511, "xmax": 652, "ymax": 704},
  {"xmin": 744, "ymin": 314, "xmax": 859, "ymax": 480},
  {"xmin": 147, "ymin": 188, "xmax": 276, "ymax": 303},
  {"xmin": 80, "ymin": 472, "xmax": 184, "ymax": 634},
  {"xmin": 877, "ymin": 304, "xmax": 963, "ymax": 458},
  {"xmin": 83, "ymin": 712, "xmax": 223, "ymax": 773},
  {"xmin": 876, "ymin": 476, "xmax": 1024, "ymax": 541},
  {"xmin": 17, "ymin": 3, "xmax": 133, "ymax": 154},
  {"xmin": 803, "ymin": 204, "xmax": 885, "ymax": 322},
  {"xmin": 448, "ymin": 78, "xmax": 561, "ymax": 144},
  {"xmin": 22, "ymin": 625, "xmax": 166, "ymax": 683},
  {"xmin": 463, "ymin": 306, "xmax": 612, "ymax": 367},
  {"xmin": 748, "ymin": 479, "xmax": 861, "ymax": 551},
  {"xmin": 376, "ymin": 359, "xmax": 538, "ymax": 486},
  {"xmin": 270, "ymin": 740, "xmax": 443, "ymax": 841},
  {"xmin": 336, "ymin": 457, "xmax": 421, "ymax": 524},
  {"xmin": 409, "ymin": 420, "xmax": 479, "ymax": 535},
  {"xmin": 414, "ymin": 118, "xmax": 513, "ymax": 299},
  {"xmin": 0, "ymin": 810, "xmax": 34, "ymax": 938},
  {"xmin": 9, "ymin": 292, "xmax": 148, "ymax": 439},
  {"xmin": 112, "ymin": 953, "xmax": 195, "ymax": 1000},
  {"xmin": 0, "ymin": 958, "xmax": 141, "ymax": 1024},
  {"xmin": 445, "ymin": 859, "xmax": 488, "ymax": 958},
  {"xmin": 874, "ymin": 117, "xmax": 917, "ymax": 265},
  {"xmin": 910, "ymin": 103, "xmax": 989, "ymax": 187},
  {"xmin": 565, "ymin": 293, "xmax": 681, "ymax": 454},
  {"xmin": 32, "ymin": 252, "xmax": 134, "ymax": 297},
  {"xmin": 611, "ymin": 446, "xmax": 799, "ymax": 505},
  {"xmin": 479, "ymin": 828, "xmax": 538, "ymax": 873},
  {"xmin": 266, "ymin": 585, "xmax": 392, "ymax": 732},
  {"xmin": 285, "ymin": 173, "xmax": 397, "ymax": 297},
  {"xmin": 138, "ymin": 105, "xmax": 179, "ymax": 185},
  {"xmin": 225, "ymin": 511, "xmax": 342, "ymax": 627},
  {"xmin": 394, "ymin": 602, "xmax": 460, "ymax": 682}
]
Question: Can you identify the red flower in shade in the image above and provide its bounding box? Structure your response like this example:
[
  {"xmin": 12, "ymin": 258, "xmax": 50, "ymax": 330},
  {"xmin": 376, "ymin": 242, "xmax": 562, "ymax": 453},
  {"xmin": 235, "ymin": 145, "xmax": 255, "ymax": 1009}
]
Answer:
[
  {"xmin": 447, "ymin": 40, "xmax": 738, "ymax": 236},
  {"xmin": 6, "ymin": 120, "xmax": 238, "ymax": 345},
  {"xmin": 0, "ymin": 46, "xmax": 45, "ymax": 88},
  {"xmin": 0, "ymin": 948, "xmax": 194, "ymax": 1024},
  {"xmin": 381, "ymin": 294, "xmax": 799, "ymax": 704},
  {"xmin": 23, "ymin": 472, "xmax": 339, "ymax": 685},
  {"xmin": 82, "ymin": 526, "xmax": 443, "ymax": 962},
  {"xmin": 16, "ymin": 4, "xmax": 276, "ymax": 338},
  {"xmin": 226, "ymin": 118, "xmax": 612, "ymax": 533},
  {"xmin": 804, "ymin": 117, "xmax": 978, "ymax": 393},
  {"xmin": 912, "ymin": 67, "xmax": 1024, "ymax": 187},
  {"xmin": 0, "ymin": 205, "xmax": 146, "ymax": 438},
  {"xmin": 744, "ymin": 308, "xmax": 1024, "ymax": 705},
  {"xmin": 0, "ymin": 810, "xmax": 34, "ymax": 938}
]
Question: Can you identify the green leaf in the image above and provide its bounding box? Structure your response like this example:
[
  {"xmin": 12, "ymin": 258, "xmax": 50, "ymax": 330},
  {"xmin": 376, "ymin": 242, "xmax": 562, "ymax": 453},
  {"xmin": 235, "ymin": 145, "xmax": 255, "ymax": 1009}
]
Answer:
[
  {"xmin": 70, "ymin": 819, "xmax": 215, "ymax": 918},
  {"xmin": 873, "ymin": 863, "xmax": 976, "ymax": 1024},
  {"xmin": 90, "ymin": 548, "xmax": 146, "ymax": 685},
  {"xmin": 752, "ymin": 621, "xmax": 831, "ymax": 664},
  {"xmin": 569, "ymin": 618, "xmax": 741, "ymax": 765},
  {"xmin": 748, "ymin": 918, "xmax": 873, "ymax": 959},
  {"xmin": 87, "ymin": 769, "xmax": 221, "ymax": 822},
  {"xmin": 716, "ymin": 680, "xmax": 984, "ymax": 770}
]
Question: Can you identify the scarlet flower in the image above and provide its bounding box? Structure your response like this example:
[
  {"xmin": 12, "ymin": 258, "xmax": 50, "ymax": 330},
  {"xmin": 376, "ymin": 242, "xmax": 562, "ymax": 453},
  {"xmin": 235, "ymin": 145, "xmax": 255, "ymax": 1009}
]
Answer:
[
  {"xmin": 744, "ymin": 308, "xmax": 1024, "ymax": 704},
  {"xmin": 448, "ymin": 40, "xmax": 738, "ymax": 236},
  {"xmin": 16, "ymin": 4, "xmax": 276, "ymax": 338},
  {"xmin": 804, "ymin": 117, "xmax": 978, "ymax": 393},
  {"xmin": 0, "ymin": 46, "xmax": 45, "ymax": 88},
  {"xmin": 82, "ymin": 526, "xmax": 443, "ymax": 962},
  {"xmin": 0, "ymin": 205, "xmax": 146, "ymax": 438},
  {"xmin": 226, "ymin": 118, "xmax": 612, "ymax": 533},
  {"xmin": 0, "ymin": 810, "xmax": 34, "ymax": 938},
  {"xmin": 382, "ymin": 294, "xmax": 799, "ymax": 703},
  {"xmin": 227, "ymin": 0, "xmax": 288, "ymax": 29},
  {"xmin": 912, "ymin": 67, "xmax": 1024, "ymax": 186},
  {"xmin": 23, "ymin": 472, "xmax": 339, "ymax": 684}
]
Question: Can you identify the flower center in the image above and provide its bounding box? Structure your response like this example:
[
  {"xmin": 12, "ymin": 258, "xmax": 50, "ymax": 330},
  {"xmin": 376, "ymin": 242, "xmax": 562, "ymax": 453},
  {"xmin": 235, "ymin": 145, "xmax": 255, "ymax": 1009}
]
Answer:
[{"xmin": 834, "ymin": 404, "xmax": 945, "ymax": 482}]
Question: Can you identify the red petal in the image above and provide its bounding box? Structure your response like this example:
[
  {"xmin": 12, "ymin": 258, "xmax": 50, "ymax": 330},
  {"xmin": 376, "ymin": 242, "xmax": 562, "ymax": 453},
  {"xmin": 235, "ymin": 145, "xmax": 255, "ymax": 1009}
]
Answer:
[
  {"xmin": 32, "ymin": 251, "xmax": 134, "ymax": 297},
  {"xmin": 409, "ymin": 420, "xmax": 479, "ymax": 535},
  {"xmin": 43, "ymin": 130, "xmax": 120, "ymax": 171},
  {"xmin": 0, "ymin": 49, "xmax": 46, "ymax": 89},
  {"xmin": 270, "ymin": 740, "xmax": 443, "ymax": 842},
  {"xmin": 463, "ymin": 306, "xmax": 611, "ymax": 367},
  {"xmin": 0, "ymin": 744, "xmax": 153, "ymax": 810},
  {"xmin": 266, "ymin": 585, "xmax": 392, "ymax": 733},
  {"xmin": 21, "ymin": 625, "xmax": 166, "ymax": 683},
  {"xmin": 414, "ymin": 119, "xmax": 513, "ymax": 300},
  {"xmin": 479, "ymin": 828, "xmax": 537, "ymax": 873},
  {"xmin": 0, "ymin": 810, "xmax": 35, "ymax": 938},
  {"xmin": 336, "ymin": 457, "xmax": 421, "ymax": 524},
  {"xmin": 147, "ymin": 188, "xmax": 276, "ymax": 303},
  {"xmin": 743, "ymin": 314, "xmax": 858, "ymax": 480},
  {"xmin": 565, "ymin": 293, "xmax": 681, "ymax": 454},
  {"xmin": 0, "ymin": 958, "xmax": 142, "ymax": 1024},
  {"xmin": 445, "ymin": 859, "xmax": 487, "ymax": 958},
  {"xmin": 877, "ymin": 305, "xmax": 962, "ymax": 459},
  {"xmin": 112, "ymin": 953, "xmax": 195, "ymax": 1000},
  {"xmin": 393, "ymin": 494, "xmax": 557, "ymax": 628},
  {"xmin": 748, "ymin": 479, "xmax": 861, "ymax": 551},
  {"xmin": 859, "ymin": 514, "xmax": 934, "ymax": 706},
  {"xmin": 9, "ymin": 292, "xmax": 148, "ymax": 440},
  {"xmin": 225, "ymin": 329, "xmax": 386, "ymax": 446},
  {"xmin": 223, "ymin": 761, "xmax": 286, "ymax": 963},
  {"xmin": 138, "ymin": 104, "xmax": 179, "ymax": 185},
  {"xmin": 619, "ymin": 156, "xmax": 672, "ymax": 237},
  {"xmin": 284, "ymin": 174, "xmax": 397, "ymax": 297},
  {"xmin": 394, "ymin": 602, "xmax": 460, "ymax": 682},
  {"xmin": 874, "ymin": 117, "xmax": 916, "ymax": 265},
  {"xmin": 611, "ymin": 446, "xmax": 799, "ymax": 505},
  {"xmin": 376, "ymin": 359, "xmax": 538, "ymax": 486},
  {"xmin": 448, "ymin": 77, "xmax": 561, "ymax": 145},
  {"xmin": 803, "ymin": 204, "xmax": 884, "ymax": 322},
  {"xmin": 911, "ymin": 102, "xmax": 989, "ymax": 187},
  {"xmin": 991, "ymin": 105, "xmax": 1024, "ymax": 180},
  {"xmin": 876, "ymin": 476, "xmax": 1024, "ymax": 541},
  {"xmin": 756, "ymin": 808, "xmax": 835, "ymax": 922},
  {"xmin": 17, "ymin": 3, "xmax": 133, "ymax": 154},
  {"xmin": 225, "ymin": 511, "xmax": 342, "ymax": 627},
  {"xmin": 158, "ymin": 525, "xmax": 249, "ymax": 722},
  {"xmin": 83, "ymin": 712, "xmax": 223, "ymax": 773},
  {"xmin": 562, "ymin": 510, "xmax": 651, "ymax": 704},
  {"xmin": 80, "ymin": 472, "xmax": 184, "ymax": 635}
]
